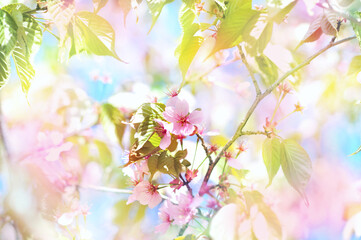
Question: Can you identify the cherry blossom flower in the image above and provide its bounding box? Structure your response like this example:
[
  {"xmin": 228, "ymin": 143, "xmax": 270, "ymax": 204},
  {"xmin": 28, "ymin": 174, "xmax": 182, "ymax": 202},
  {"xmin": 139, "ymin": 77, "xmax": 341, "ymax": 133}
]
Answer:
[
  {"xmin": 208, "ymin": 144, "xmax": 218, "ymax": 154},
  {"xmin": 154, "ymin": 119, "xmax": 172, "ymax": 150},
  {"xmin": 37, "ymin": 131, "xmax": 73, "ymax": 162},
  {"xmin": 237, "ymin": 142, "xmax": 248, "ymax": 153},
  {"xmin": 169, "ymin": 178, "xmax": 183, "ymax": 192},
  {"xmin": 155, "ymin": 200, "xmax": 174, "ymax": 233},
  {"xmin": 172, "ymin": 193, "xmax": 202, "ymax": 225},
  {"xmin": 163, "ymin": 96, "xmax": 202, "ymax": 136},
  {"xmin": 185, "ymin": 169, "xmax": 198, "ymax": 182},
  {"xmin": 127, "ymin": 180, "xmax": 162, "ymax": 208},
  {"xmin": 123, "ymin": 160, "xmax": 149, "ymax": 186},
  {"xmin": 263, "ymin": 117, "xmax": 278, "ymax": 136},
  {"xmin": 225, "ymin": 151, "xmax": 242, "ymax": 170}
]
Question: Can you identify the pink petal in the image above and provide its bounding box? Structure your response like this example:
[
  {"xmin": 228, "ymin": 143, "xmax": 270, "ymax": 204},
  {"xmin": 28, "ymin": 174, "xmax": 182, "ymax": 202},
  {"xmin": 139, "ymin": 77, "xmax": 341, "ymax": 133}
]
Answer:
[
  {"xmin": 227, "ymin": 157, "xmax": 243, "ymax": 170},
  {"xmin": 171, "ymin": 123, "xmax": 183, "ymax": 135},
  {"xmin": 148, "ymin": 192, "xmax": 162, "ymax": 209},
  {"xmin": 189, "ymin": 110, "xmax": 202, "ymax": 125},
  {"xmin": 175, "ymin": 98, "xmax": 189, "ymax": 116},
  {"xmin": 180, "ymin": 123, "xmax": 195, "ymax": 136},
  {"xmin": 166, "ymin": 96, "xmax": 180, "ymax": 108},
  {"xmin": 159, "ymin": 133, "xmax": 171, "ymax": 150},
  {"xmin": 155, "ymin": 222, "xmax": 170, "ymax": 233},
  {"xmin": 163, "ymin": 107, "xmax": 178, "ymax": 123}
]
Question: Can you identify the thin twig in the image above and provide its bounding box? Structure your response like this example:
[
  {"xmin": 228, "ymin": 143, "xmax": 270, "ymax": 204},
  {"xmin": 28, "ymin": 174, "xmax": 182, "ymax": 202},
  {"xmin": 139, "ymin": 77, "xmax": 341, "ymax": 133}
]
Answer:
[
  {"xmin": 179, "ymin": 174, "xmax": 193, "ymax": 197},
  {"xmin": 238, "ymin": 45, "xmax": 261, "ymax": 95},
  {"xmin": 200, "ymin": 36, "xmax": 356, "ymax": 190},
  {"xmin": 77, "ymin": 184, "xmax": 175, "ymax": 203},
  {"xmin": 240, "ymin": 130, "xmax": 268, "ymax": 136},
  {"xmin": 196, "ymin": 133, "xmax": 213, "ymax": 165}
]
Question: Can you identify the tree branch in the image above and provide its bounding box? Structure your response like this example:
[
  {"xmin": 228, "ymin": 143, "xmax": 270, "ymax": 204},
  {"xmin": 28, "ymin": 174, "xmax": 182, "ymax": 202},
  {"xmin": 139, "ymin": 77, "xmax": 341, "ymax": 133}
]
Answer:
[
  {"xmin": 196, "ymin": 133, "xmax": 213, "ymax": 165},
  {"xmin": 200, "ymin": 36, "xmax": 356, "ymax": 191},
  {"xmin": 77, "ymin": 184, "xmax": 176, "ymax": 203},
  {"xmin": 238, "ymin": 45, "xmax": 261, "ymax": 95}
]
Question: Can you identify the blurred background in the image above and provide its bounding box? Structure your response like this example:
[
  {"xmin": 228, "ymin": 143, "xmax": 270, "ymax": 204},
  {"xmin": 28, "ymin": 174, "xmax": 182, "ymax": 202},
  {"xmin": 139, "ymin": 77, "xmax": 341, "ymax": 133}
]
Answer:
[{"xmin": 1, "ymin": 0, "xmax": 361, "ymax": 239}]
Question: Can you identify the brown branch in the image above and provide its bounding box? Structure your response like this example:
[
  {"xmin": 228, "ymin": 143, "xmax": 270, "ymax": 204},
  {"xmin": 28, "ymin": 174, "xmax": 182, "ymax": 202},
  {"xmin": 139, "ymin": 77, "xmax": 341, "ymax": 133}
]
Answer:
[
  {"xmin": 196, "ymin": 133, "xmax": 213, "ymax": 165},
  {"xmin": 199, "ymin": 36, "xmax": 356, "ymax": 192},
  {"xmin": 179, "ymin": 174, "xmax": 193, "ymax": 197}
]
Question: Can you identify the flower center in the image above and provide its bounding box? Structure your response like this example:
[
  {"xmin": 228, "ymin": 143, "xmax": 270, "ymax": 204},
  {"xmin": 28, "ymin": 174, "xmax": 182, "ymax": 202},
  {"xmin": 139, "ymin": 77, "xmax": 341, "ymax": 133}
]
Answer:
[{"xmin": 177, "ymin": 115, "xmax": 189, "ymax": 126}]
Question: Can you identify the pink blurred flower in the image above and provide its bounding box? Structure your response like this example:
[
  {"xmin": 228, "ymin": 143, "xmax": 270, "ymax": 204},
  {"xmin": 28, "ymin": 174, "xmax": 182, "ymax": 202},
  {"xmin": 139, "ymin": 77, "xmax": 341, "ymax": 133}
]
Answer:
[
  {"xmin": 127, "ymin": 180, "xmax": 162, "ymax": 209},
  {"xmin": 172, "ymin": 193, "xmax": 202, "ymax": 225},
  {"xmin": 163, "ymin": 97, "xmax": 202, "ymax": 136},
  {"xmin": 37, "ymin": 131, "xmax": 73, "ymax": 162},
  {"xmin": 155, "ymin": 200, "xmax": 174, "ymax": 233},
  {"xmin": 154, "ymin": 119, "xmax": 172, "ymax": 150}
]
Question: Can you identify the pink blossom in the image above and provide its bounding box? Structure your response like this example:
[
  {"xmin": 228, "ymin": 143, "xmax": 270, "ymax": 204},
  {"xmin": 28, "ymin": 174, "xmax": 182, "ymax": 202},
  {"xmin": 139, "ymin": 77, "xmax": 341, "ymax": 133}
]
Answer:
[
  {"xmin": 163, "ymin": 97, "xmax": 202, "ymax": 136},
  {"xmin": 225, "ymin": 152, "xmax": 242, "ymax": 170},
  {"xmin": 37, "ymin": 131, "xmax": 73, "ymax": 162},
  {"xmin": 155, "ymin": 200, "xmax": 174, "ymax": 233},
  {"xmin": 185, "ymin": 169, "xmax": 198, "ymax": 182},
  {"xmin": 127, "ymin": 181, "xmax": 162, "ymax": 209},
  {"xmin": 123, "ymin": 160, "xmax": 149, "ymax": 185},
  {"xmin": 154, "ymin": 119, "xmax": 172, "ymax": 150},
  {"xmin": 172, "ymin": 193, "xmax": 202, "ymax": 225},
  {"xmin": 169, "ymin": 178, "xmax": 183, "ymax": 192}
]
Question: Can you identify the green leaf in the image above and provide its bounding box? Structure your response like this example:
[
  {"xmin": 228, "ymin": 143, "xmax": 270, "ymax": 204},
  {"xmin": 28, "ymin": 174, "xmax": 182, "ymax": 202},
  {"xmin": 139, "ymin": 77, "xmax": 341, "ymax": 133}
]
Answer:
[
  {"xmin": 100, "ymin": 103, "xmax": 126, "ymax": 146},
  {"xmin": 157, "ymin": 151, "xmax": 182, "ymax": 177},
  {"xmin": 93, "ymin": 0, "xmax": 108, "ymax": 13},
  {"xmin": 0, "ymin": 52, "xmax": 10, "ymax": 89},
  {"xmin": 147, "ymin": 154, "xmax": 159, "ymax": 177},
  {"xmin": 2, "ymin": 5, "xmax": 42, "ymax": 95},
  {"xmin": 348, "ymin": 55, "xmax": 361, "ymax": 76},
  {"xmin": 71, "ymin": 11, "xmax": 124, "ymax": 61},
  {"xmin": 255, "ymin": 54, "xmax": 279, "ymax": 86},
  {"xmin": 146, "ymin": 0, "xmax": 174, "ymax": 32},
  {"xmin": 130, "ymin": 102, "xmax": 165, "ymax": 124},
  {"xmin": 176, "ymin": 1, "xmax": 203, "ymax": 78},
  {"xmin": 280, "ymin": 139, "xmax": 312, "ymax": 198},
  {"xmin": 12, "ymin": 44, "xmax": 35, "ymax": 95},
  {"xmin": 0, "ymin": 9, "xmax": 18, "ymax": 56},
  {"xmin": 270, "ymin": 0, "xmax": 298, "ymax": 24},
  {"xmin": 134, "ymin": 118, "xmax": 156, "ymax": 150},
  {"xmin": 174, "ymin": 149, "xmax": 188, "ymax": 161},
  {"xmin": 148, "ymin": 132, "xmax": 161, "ymax": 147},
  {"xmin": 243, "ymin": 12, "xmax": 273, "ymax": 56},
  {"xmin": 262, "ymin": 138, "xmax": 281, "ymax": 186},
  {"xmin": 211, "ymin": 0, "xmax": 260, "ymax": 55},
  {"xmin": 93, "ymin": 139, "xmax": 112, "ymax": 167},
  {"xmin": 21, "ymin": 14, "xmax": 42, "ymax": 58},
  {"xmin": 1, "ymin": 3, "xmax": 32, "ymax": 14}
]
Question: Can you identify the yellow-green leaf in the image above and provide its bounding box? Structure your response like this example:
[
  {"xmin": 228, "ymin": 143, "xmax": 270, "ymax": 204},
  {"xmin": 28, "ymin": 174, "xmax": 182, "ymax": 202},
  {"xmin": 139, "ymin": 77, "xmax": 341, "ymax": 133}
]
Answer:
[
  {"xmin": 93, "ymin": 0, "xmax": 108, "ymax": 13},
  {"xmin": 0, "ymin": 52, "xmax": 10, "ymax": 89},
  {"xmin": 72, "ymin": 11, "xmax": 124, "ymax": 61},
  {"xmin": 280, "ymin": 139, "xmax": 312, "ymax": 198},
  {"xmin": 146, "ymin": 0, "xmax": 174, "ymax": 32},
  {"xmin": 262, "ymin": 138, "xmax": 281, "ymax": 186},
  {"xmin": 211, "ymin": 0, "xmax": 260, "ymax": 55},
  {"xmin": 0, "ymin": 9, "xmax": 18, "ymax": 56},
  {"xmin": 348, "ymin": 55, "xmax": 361, "ymax": 76}
]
